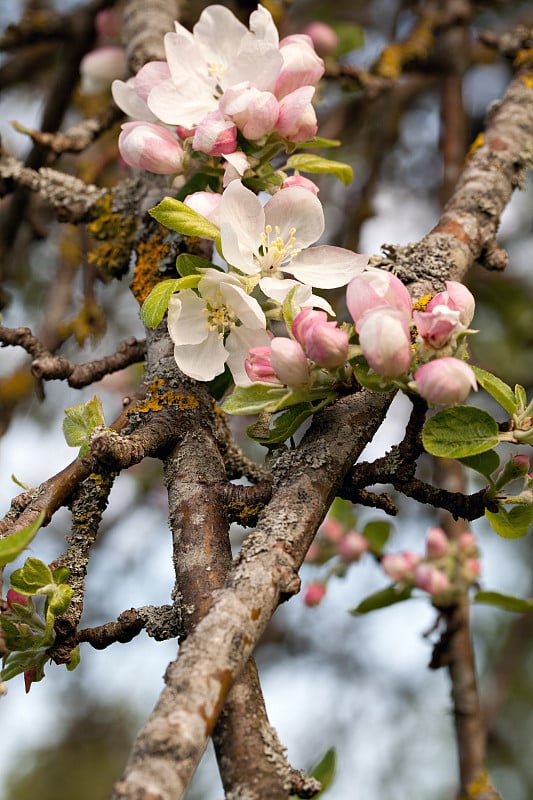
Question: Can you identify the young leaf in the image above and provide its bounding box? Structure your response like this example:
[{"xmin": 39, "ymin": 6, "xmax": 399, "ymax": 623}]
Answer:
[
  {"xmin": 422, "ymin": 406, "xmax": 499, "ymax": 458},
  {"xmin": 140, "ymin": 279, "xmax": 182, "ymax": 327},
  {"xmin": 285, "ymin": 154, "xmax": 353, "ymax": 185},
  {"xmin": 48, "ymin": 584, "xmax": 74, "ymax": 615},
  {"xmin": 515, "ymin": 384, "xmax": 527, "ymax": 411},
  {"xmin": 176, "ymin": 253, "xmax": 218, "ymax": 277},
  {"xmin": 149, "ymin": 197, "xmax": 220, "ymax": 239},
  {"xmin": 10, "ymin": 557, "xmax": 53, "ymax": 595},
  {"xmin": 247, "ymin": 402, "xmax": 316, "ymax": 445},
  {"xmin": 294, "ymin": 136, "xmax": 341, "ymax": 149},
  {"xmin": 485, "ymin": 505, "xmax": 533, "ymax": 539},
  {"xmin": 350, "ymin": 584, "xmax": 412, "ymax": 615},
  {"xmin": 474, "ymin": 590, "xmax": 533, "ymax": 613},
  {"xmin": 362, "ymin": 520, "xmax": 391, "ymax": 555},
  {"xmin": 310, "ymin": 748, "xmax": 336, "ymax": 793},
  {"xmin": 0, "ymin": 511, "xmax": 45, "ymax": 566},
  {"xmin": 457, "ymin": 450, "xmax": 500, "ymax": 479},
  {"xmin": 66, "ymin": 645, "xmax": 81, "ymax": 671},
  {"xmin": 63, "ymin": 396, "xmax": 105, "ymax": 456},
  {"xmin": 221, "ymin": 383, "xmax": 290, "ymax": 416},
  {"xmin": 472, "ymin": 366, "xmax": 517, "ymax": 415}
]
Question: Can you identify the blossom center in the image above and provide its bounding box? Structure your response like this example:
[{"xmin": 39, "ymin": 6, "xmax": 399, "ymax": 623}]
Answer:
[
  {"xmin": 258, "ymin": 225, "xmax": 301, "ymax": 275},
  {"xmin": 207, "ymin": 61, "xmax": 226, "ymax": 94},
  {"xmin": 203, "ymin": 291, "xmax": 237, "ymax": 338}
]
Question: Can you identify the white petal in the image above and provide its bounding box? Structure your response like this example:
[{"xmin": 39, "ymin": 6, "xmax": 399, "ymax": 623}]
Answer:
[
  {"xmin": 220, "ymin": 181, "xmax": 264, "ymax": 274},
  {"xmin": 264, "ymin": 187, "xmax": 324, "ymax": 249},
  {"xmin": 224, "ymin": 40, "xmax": 282, "ymax": 92},
  {"xmin": 259, "ymin": 277, "xmax": 334, "ymax": 314},
  {"xmin": 287, "ymin": 246, "xmax": 368, "ymax": 288},
  {"xmin": 194, "ymin": 6, "xmax": 250, "ymax": 68},
  {"xmin": 225, "ymin": 327, "xmax": 272, "ymax": 386},
  {"xmin": 173, "ymin": 333, "xmax": 228, "ymax": 381},
  {"xmin": 249, "ymin": 5, "xmax": 279, "ymax": 46},
  {"xmin": 220, "ymin": 283, "xmax": 266, "ymax": 330},
  {"xmin": 148, "ymin": 78, "xmax": 214, "ymax": 127},
  {"xmin": 112, "ymin": 79, "xmax": 157, "ymax": 121},
  {"xmin": 167, "ymin": 291, "xmax": 208, "ymax": 345}
]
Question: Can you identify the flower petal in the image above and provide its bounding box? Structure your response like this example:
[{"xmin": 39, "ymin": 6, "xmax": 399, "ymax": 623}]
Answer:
[
  {"xmin": 193, "ymin": 5, "xmax": 250, "ymax": 68},
  {"xmin": 264, "ymin": 186, "xmax": 324, "ymax": 249},
  {"xmin": 219, "ymin": 181, "xmax": 265, "ymax": 274},
  {"xmin": 167, "ymin": 291, "xmax": 208, "ymax": 345},
  {"xmin": 287, "ymin": 245, "xmax": 368, "ymax": 288},
  {"xmin": 259, "ymin": 277, "xmax": 334, "ymax": 314},
  {"xmin": 173, "ymin": 333, "xmax": 228, "ymax": 381},
  {"xmin": 226, "ymin": 327, "xmax": 272, "ymax": 386}
]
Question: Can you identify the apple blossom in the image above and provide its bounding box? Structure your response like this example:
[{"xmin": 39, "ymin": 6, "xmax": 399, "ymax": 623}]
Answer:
[
  {"xmin": 381, "ymin": 551, "xmax": 420, "ymax": 582},
  {"xmin": 303, "ymin": 582, "xmax": 327, "ymax": 607},
  {"xmin": 281, "ymin": 175, "xmax": 320, "ymax": 194},
  {"xmin": 338, "ymin": 531, "xmax": 369, "ymax": 563},
  {"xmin": 427, "ymin": 281, "xmax": 475, "ymax": 327},
  {"xmin": 192, "ymin": 111, "xmax": 237, "ymax": 156},
  {"xmin": 303, "ymin": 22, "xmax": 339, "ymax": 57},
  {"xmin": 414, "ymin": 357, "xmax": 477, "ymax": 405},
  {"xmin": 461, "ymin": 558, "xmax": 481, "ymax": 582},
  {"xmin": 346, "ymin": 267, "xmax": 412, "ymax": 325},
  {"xmin": 320, "ymin": 518, "xmax": 344, "ymax": 543},
  {"xmin": 415, "ymin": 563, "xmax": 450, "ymax": 595},
  {"xmin": 167, "ymin": 268, "xmax": 266, "ymax": 381},
  {"xmin": 112, "ymin": 61, "xmax": 171, "ymax": 121},
  {"xmin": 184, "ymin": 192, "xmax": 221, "ymax": 226},
  {"xmin": 223, "ymin": 150, "xmax": 251, "ymax": 186},
  {"xmin": 458, "ymin": 532, "xmax": 478, "ymax": 556},
  {"xmin": 118, "ymin": 122, "xmax": 185, "ymax": 174},
  {"xmin": 219, "ymin": 83, "xmax": 279, "ymax": 140},
  {"xmin": 292, "ymin": 308, "xmax": 349, "ymax": 368},
  {"xmin": 274, "ymin": 34, "xmax": 325, "ymax": 98},
  {"xmin": 218, "ymin": 180, "xmax": 368, "ymax": 292},
  {"xmin": 275, "ymin": 86, "xmax": 318, "ymax": 142},
  {"xmin": 413, "ymin": 304, "xmax": 463, "ymax": 350},
  {"xmin": 80, "ymin": 46, "xmax": 127, "ymax": 94},
  {"xmin": 270, "ymin": 338, "xmax": 310, "ymax": 386},
  {"xmin": 245, "ymin": 346, "xmax": 280, "ymax": 384},
  {"xmin": 425, "ymin": 527, "xmax": 449, "ymax": 559},
  {"xmin": 357, "ymin": 307, "xmax": 412, "ymax": 377}
]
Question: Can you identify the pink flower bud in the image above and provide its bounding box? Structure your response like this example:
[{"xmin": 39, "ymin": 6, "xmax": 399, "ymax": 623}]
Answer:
[
  {"xmin": 276, "ymin": 86, "xmax": 318, "ymax": 143},
  {"xmin": 219, "ymin": 83, "xmax": 279, "ymax": 140},
  {"xmin": 458, "ymin": 531, "xmax": 478, "ymax": 557},
  {"xmin": 270, "ymin": 337, "xmax": 309, "ymax": 386},
  {"xmin": 292, "ymin": 308, "xmax": 348, "ymax": 368},
  {"xmin": 223, "ymin": 150, "xmax": 251, "ymax": 186},
  {"xmin": 414, "ymin": 357, "xmax": 477, "ymax": 406},
  {"xmin": 357, "ymin": 307, "xmax": 412, "ymax": 377},
  {"xmin": 184, "ymin": 191, "xmax": 221, "ymax": 226},
  {"xmin": 80, "ymin": 46, "xmax": 127, "ymax": 94},
  {"xmin": 177, "ymin": 124, "xmax": 196, "ymax": 140},
  {"xmin": 302, "ymin": 22, "xmax": 339, "ymax": 57},
  {"xmin": 338, "ymin": 531, "xmax": 369, "ymax": 563},
  {"xmin": 118, "ymin": 122, "xmax": 185, "ymax": 174},
  {"xmin": 320, "ymin": 518, "xmax": 344, "ymax": 543},
  {"xmin": 425, "ymin": 527, "xmax": 449, "ymax": 559},
  {"xmin": 512, "ymin": 454, "xmax": 531, "ymax": 473},
  {"xmin": 192, "ymin": 111, "xmax": 237, "ymax": 156},
  {"xmin": 304, "ymin": 542, "xmax": 322, "ymax": 563},
  {"xmin": 382, "ymin": 551, "xmax": 420, "ymax": 582},
  {"xmin": 6, "ymin": 589, "xmax": 28, "ymax": 609},
  {"xmin": 413, "ymin": 305, "xmax": 463, "ymax": 349},
  {"xmin": 245, "ymin": 346, "xmax": 280, "ymax": 385},
  {"xmin": 275, "ymin": 35, "xmax": 325, "ymax": 98},
  {"xmin": 462, "ymin": 558, "xmax": 481, "ymax": 582},
  {"xmin": 427, "ymin": 281, "xmax": 475, "ymax": 327},
  {"xmin": 346, "ymin": 267, "xmax": 412, "ymax": 325},
  {"xmin": 304, "ymin": 581, "xmax": 327, "ymax": 607},
  {"xmin": 415, "ymin": 563, "xmax": 450, "ymax": 595},
  {"xmin": 281, "ymin": 175, "xmax": 320, "ymax": 195}
]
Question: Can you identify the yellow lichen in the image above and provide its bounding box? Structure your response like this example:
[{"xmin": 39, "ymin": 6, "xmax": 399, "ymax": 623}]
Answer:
[
  {"xmin": 375, "ymin": 18, "xmax": 434, "ymax": 79},
  {"xmin": 514, "ymin": 48, "xmax": 533, "ymax": 69},
  {"xmin": 87, "ymin": 195, "xmax": 137, "ymax": 279},
  {"xmin": 520, "ymin": 71, "xmax": 533, "ymax": 89},
  {"xmin": 130, "ymin": 229, "xmax": 171, "ymax": 306},
  {"xmin": 412, "ymin": 294, "xmax": 432, "ymax": 312},
  {"xmin": 459, "ymin": 769, "xmax": 498, "ymax": 799},
  {"xmin": 128, "ymin": 377, "xmax": 199, "ymax": 415}
]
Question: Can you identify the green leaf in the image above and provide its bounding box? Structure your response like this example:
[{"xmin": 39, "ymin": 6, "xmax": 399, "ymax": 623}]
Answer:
[
  {"xmin": 47, "ymin": 584, "xmax": 74, "ymax": 615},
  {"xmin": 293, "ymin": 136, "xmax": 341, "ymax": 149},
  {"xmin": 285, "ymin": 154, "xmax": 353, "ymax": 185},
  {"xmin": 1, "ymin": 649, "xmax": 48, "ymax": 684},
  {"xmin": 457, "ymin": 450, "xmax": 500, "ymax": 479},
  {"xmin": 350, "ymin": 584, "xmax": 412, "ymax": 615},
  {"xmin": 0, "ymin": 512, "xmax": 44, "ymax": 566},
  {"xmin": 63, "ymin": 396, "xmax": 105, "ymax": 456},
  {"xmin": 422, "ymin": 406, "xmax": 499, "ymax": 458},
  {"xmin": 282, "ymin": 285, "xmax": 300, "ymax": 331},
  {"xmin": 362, "ymin": 520, "xmax": 391, "ymax": 555},
  {"xmin": 10, "ymin": 557, "xmax": 53, "ymax": 595},
  {"xmin": 328, "ymin": 498, "xmax": 356, "ymax": 528},
  {"xmin": 353, "ymin": 364, "xmax": 395, "ymax": 392},
  {"xmin": 485, "ymin": 505, "xmax": 533, "ymax": 539},
  {"xmin": 52, "ymin": 565, "xmax": 70, "ymax": 584},
  {"xmin": 332, "ymin": 21, "xmax": 365, "ymax": 57},
  {"xmin": 474, "ymin": 590, "xmax": 533, "ymax": 613},
  {"xmin": 472, "ymin": 366, "xmax": 517, "ymax": 415},
  {"xmin": 310, "ymin": 748, "xmax": 336, "ymax": 793},
  {"xmin": 66, "ymin": 645, "xmax": 81, "ymax": 671},
  {"xmin": 140, "ymin": 279, "xmax": 183, "ymax": 328},
  {"xmin": 149, "ymin": 197, "xmax": 220, "ymax": 239},
  {"xmin": 176, "ymin": 253, "xmax": 218, "ymax": 277},
  {"xmin": 221, "ymin": 383, "xmax": 290, "ymax": 416},
  {"xmin": 515, "ymin": 384, "xmax": 527, "ymax": 411},
  {"xmin": 247, "ymin": 402, "xmax": 316, "ymax": 445},
  {"xmin": 174, "ymin": 172, "xmax": 221, "ymax": 202}
]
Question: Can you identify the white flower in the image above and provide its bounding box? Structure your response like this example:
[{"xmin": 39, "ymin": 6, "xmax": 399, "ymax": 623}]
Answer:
[
  {"xmin": 147, "ymin": 5, "xmax": 283, "ymax": 128},
  {"xmin": 167, "ymin": 269, "xmax": 267, "ymax": 382},
  {"xmin": 218, "ymin": 181, "xmax": 368, "ymax": 290}
]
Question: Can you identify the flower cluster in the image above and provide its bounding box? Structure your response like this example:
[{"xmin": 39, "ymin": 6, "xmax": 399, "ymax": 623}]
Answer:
[
  {"xmin": 381, "ymin": 527, "xmax": 481, "ymax": 603},
  {"xmin": 112, "ymin": 4, "xmax": 326, "ymax": 178}
]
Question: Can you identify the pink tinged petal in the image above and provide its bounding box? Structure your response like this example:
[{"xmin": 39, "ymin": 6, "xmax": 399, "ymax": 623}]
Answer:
[
  {"xmin": 281, "ymin": 175, "xmax": 320, "ymax": 195},
  {"xmin": 275, "ymin": 86, "xmax": 318, "ymax": 142},
  {"xmin": 293, "ymin": 309, "xmax": 348, "ymax": 367},
  {"xmin": 163, "ymin": 31, "xmax": 206, "ymax": 86},
  {"xmin": 192, "ymin": 111, "xmax": 237, "ymax": 156},
  {"xmin": 219, "ymin": 181, "xmax": 265, "ymax": 274},
  {"xmin": 414, "ymin": 357, "xmax": 477, "ymax": 405},
  {"xmin": 173, "ymin": 333, "xmax": 228, "ymax": 381},
  {"xmin": 223, "ymin": 150, "xmax": 249, "ymax": 175},
  {"xmin": 118, "ymin": 122, "xmax": 184, "ymax": 174},
  {"xmin": 346, "ymin": 267, "xmax": 412, "ymax": 324},
  {"xmin": 224, "ymin": 39, "xmax": 283, "ymax": 93},
  {"xmin": 288, "ymin": 246, "xmax": 368, "ymax": 289},
  {"xmin": 270, "ymin": 338, "xmax": 309, "ymax": 386},
  {"xmin": 426, "ymin": 527, "xmax": 449, "ymax": 558},
  {"xmin": 382, "ymin": 552, "xmax": 420, "ymax": 582},
  {"xmin": 414, "ymin": 305, "xmax": 462, "ymax": 348},
  {"xmin": 427, "ymin": 281, "xmax": 475, "ymax": 326},
  {"xmin": 184, "ymin": 191, "xmax": 221, "ymax": 226},
  {"xmin": 264, "ymin": 186, "xmax": 324, "ymax": 249},
  {"xmin": 358, "ymin": 308, "xmax": 412, "ymax": 377},
  {"xmin": 245, "ymin": 346, "xmax": 279, "ymax": 384},
  {"xmin": 226, "ymin": 327, "xmax": 272, "ymax": 386},
  {"xmin": 112, "ymin": 78, "xmax": 157, "ymax": 121},
  {"xmin": 338, "ymin": 531, "xmax": 369, "ymax": 563},
  {"xmin": 303, "ymin": 582, "xmax": 326, "ymax": 606},
  {"xmin": 219, "ymin": 84, "xmax": 279, "ymax": 140},
  {"xmin": 249, "ymin": 5, "xmax": 279, "ymax": 46},
  {"xmin": 167, "ymin": 291, "xmax": 209, "ymax": 346},
  {"xmin": 148, "ymin": 78, "xmax": 216, "ymax": 127},
  {"xmin": 275, "ymin": 36, "xmax": 325, "ymax": 98},
  {"xmin": 415, "ymin": 563, "xmax": 450, "ymax": 595},
  {"xmin": 134, "ymin": 61, "xmax": 171, "ymax": 101}
]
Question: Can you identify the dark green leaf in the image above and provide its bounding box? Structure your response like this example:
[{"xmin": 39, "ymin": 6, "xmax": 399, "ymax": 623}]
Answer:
[
  {"xmin": 474, "ymin": 590, "xmax": 533, "ymax": 613},
  {"xmin": 176, "ymin": 253, "xmax": 218, "ymax": 277},
  {"xmin": 422, "ymin": 406, "xmax": 499, "ymax": 458},
  {"xmin": 350, "ymin": 584, "xmax": 412, "ymax": 615},
  {"xmin": 362, "ymin": 520, "xmax": 391, "ymax": 555},
  {"xmin": 457, "ymin": 450, "xmax": 500, "ymax": 479}
]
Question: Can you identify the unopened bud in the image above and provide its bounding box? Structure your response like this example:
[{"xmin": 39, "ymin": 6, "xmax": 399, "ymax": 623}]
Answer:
[{"xmin": 304, "ymin": 582, "xmax": 327, "ymax": 607}]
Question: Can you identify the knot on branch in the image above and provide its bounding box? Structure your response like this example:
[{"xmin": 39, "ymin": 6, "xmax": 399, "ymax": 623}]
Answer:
[{"xmin": 273, "ymin": 546, "xmax": 301, "ymax": 602}]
